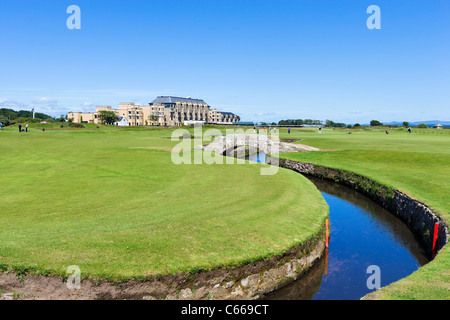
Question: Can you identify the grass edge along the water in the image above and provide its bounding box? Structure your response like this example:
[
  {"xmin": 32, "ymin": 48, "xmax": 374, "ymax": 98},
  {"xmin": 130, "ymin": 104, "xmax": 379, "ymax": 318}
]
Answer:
[{"xmin": 278, "ymin": 126, "xmax": 449, "ymax": 300}]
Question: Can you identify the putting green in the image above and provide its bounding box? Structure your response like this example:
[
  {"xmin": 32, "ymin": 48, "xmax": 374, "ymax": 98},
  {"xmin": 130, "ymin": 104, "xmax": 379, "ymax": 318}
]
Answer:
[{"xmin": 0, "ymin": 125, "xmax": 328, "ymax": 279}]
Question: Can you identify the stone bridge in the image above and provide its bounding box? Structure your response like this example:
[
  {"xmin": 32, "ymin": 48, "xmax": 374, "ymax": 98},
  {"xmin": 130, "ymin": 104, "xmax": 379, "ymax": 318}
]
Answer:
[{"xmin": 194, "ymin": 134, "xmax": 320, "ymax": 155}]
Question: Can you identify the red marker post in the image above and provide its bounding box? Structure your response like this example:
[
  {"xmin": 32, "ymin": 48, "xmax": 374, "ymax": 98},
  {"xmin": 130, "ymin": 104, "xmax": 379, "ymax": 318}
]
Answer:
[
  {"xmin": 325, "ymin": 219, "xmax": 329, "ymax": 248},
  {"xmin": 432, "ymin": 222, "xmax": 439, "ymax": 258}
]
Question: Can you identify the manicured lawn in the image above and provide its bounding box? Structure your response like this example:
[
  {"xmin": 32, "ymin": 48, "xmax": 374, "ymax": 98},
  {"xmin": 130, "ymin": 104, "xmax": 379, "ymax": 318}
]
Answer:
[
  {"xmin": 278, "ymin": 126, "xmax": 450, "ymax": 300},
  {"xmin": 0, "ymin": 125, "xmax": 328, "ymax": 280}
]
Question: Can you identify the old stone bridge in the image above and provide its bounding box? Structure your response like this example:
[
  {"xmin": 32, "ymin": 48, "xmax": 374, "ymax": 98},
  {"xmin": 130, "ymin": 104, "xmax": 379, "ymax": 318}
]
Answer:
[{"xmin": 194, "ymin": 134, "xmax": 320, "ymax": 156}]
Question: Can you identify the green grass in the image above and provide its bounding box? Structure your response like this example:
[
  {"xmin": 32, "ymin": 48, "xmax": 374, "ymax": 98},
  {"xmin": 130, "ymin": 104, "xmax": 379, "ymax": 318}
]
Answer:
[
  {"xmin": 278, "ymin": 126, "xmax": 450, "ymax": 300},
  {"xmin": 0, "ymin": 125, "xmax": 328, "ymax": 280}
]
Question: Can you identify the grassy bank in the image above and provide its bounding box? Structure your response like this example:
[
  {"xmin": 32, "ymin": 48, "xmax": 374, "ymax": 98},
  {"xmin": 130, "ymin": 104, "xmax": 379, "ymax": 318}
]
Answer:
[
  {"xmin": 0, "ymin": 125, "xmax": 328, "ymax": 280},
  {"xmin": 278, "ymin": 126, "xmax": 449, "ymax": 300}
]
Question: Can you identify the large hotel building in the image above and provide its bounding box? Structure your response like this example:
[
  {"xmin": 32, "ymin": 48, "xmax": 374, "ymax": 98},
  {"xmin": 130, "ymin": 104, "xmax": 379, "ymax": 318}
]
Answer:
[{"xmin": 68, "ymin": 96, "xmax": 239, "ymax": 126}]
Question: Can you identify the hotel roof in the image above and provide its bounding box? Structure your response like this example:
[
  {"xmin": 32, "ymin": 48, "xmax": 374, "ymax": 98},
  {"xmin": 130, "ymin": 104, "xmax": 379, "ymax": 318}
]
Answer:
[
  {"xmin": 219, "ymin": 111, "xmax": 237, "ymax": 116},
  {"xmin": 151, "ymin": 96, "xmax": 208, "ymax": 105}
]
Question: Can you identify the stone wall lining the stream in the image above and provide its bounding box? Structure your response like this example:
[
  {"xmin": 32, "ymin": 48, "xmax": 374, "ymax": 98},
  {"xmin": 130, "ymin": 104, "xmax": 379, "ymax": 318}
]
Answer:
[{"xmin": 274, "ymin": 158, "xmax": 449, "ymax": 258}]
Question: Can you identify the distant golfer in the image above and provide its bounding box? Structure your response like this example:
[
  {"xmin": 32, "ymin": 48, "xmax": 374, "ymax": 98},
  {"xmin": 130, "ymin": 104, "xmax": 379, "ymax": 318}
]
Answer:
[
  {"xmin": 288, "ymin": 127, "xmax": 290, "ymax": 134},
  {"xmin": 26, "ymin": 124, "xmax": 28, "ymax": 132},
  {"xmin": 0, "ymin": 122, "xmax": 2, "ymax": 131},
  {"xmin": 408, "ymin": 127, "xmax": 411, "ymax": 134},
  {"xmin": 319, "ymin": 127, "xmax": 322, "ymax": 134},
  {"xmin": 18, "ymin": 124, "xmax": 22, "ymax": 132}
]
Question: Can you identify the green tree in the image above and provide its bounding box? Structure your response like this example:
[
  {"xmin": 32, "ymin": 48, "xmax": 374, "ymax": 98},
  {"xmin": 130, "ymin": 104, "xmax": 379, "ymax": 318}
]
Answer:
[
  {"xmin": 148, "ymin": 115, "xmax": 159, "ymax": 124},
  {"xmin": 0, "ymin": 115, "xmax": 11, "ymax": 126},
  {"xmin": 57, "ymin": 115, "xmax": 66, "ymax": 122},
  {"xmin": 402, "ymin": 121, "xmax": 409, "ymax": 127},
  {"xmin": 98, "ymin": 111, "xmax": 117, "ymax": 125},
  {"xmin": 326, "ymin": 120, "xmax": 346, "ymax": 128},
  {"xmin": 370, "ymin": 120, "xmax": 383, "ymax": 126},
  {"xmin": 0, "ymin": 108, "xmax": 17, "ymax": 120}
]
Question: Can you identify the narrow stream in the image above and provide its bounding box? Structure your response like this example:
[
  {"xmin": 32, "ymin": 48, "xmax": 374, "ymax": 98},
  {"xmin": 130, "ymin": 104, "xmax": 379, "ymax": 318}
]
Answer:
[
  {"xmin": 247, "ymin": 151, "xmax": 267, "ymax": 164},
  {"xmin": 247, "ymin": 153, "xmax": 429, "ymax": 300}
]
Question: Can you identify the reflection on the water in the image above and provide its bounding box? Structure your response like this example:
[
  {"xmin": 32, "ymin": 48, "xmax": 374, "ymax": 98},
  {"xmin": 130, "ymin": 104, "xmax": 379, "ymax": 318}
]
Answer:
[{"xmin": 263, "ymin": 176, "xmax": 429, "ymax": 300}]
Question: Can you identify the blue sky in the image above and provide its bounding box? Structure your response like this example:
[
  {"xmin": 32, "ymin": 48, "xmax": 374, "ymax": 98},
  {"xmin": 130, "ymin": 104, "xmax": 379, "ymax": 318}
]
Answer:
[{"xmin": 0, "ymin": 0, "xmax": 449, "ymax": 123}]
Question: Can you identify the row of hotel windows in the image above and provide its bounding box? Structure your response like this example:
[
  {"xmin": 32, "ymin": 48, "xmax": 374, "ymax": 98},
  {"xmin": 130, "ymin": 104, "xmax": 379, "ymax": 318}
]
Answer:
[
  {"xmin": 89, "ymin": 110, "xmax": 232, "ymax": 121},
  {"xmin": 173, "ymin": 113, "xmax": 208, "ymax": 118},
  {"xmin": 128, "ymin": 115, "xmax": 163, "ymax": 119}
]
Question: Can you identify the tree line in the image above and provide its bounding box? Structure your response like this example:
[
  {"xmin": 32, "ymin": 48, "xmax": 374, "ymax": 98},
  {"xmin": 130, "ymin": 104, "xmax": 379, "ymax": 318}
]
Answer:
[
  {"xmin": 276, "ymin": 119, "xmax": 346, "ymax": 127},
  {"xmin": 277, "ymin": 119, "xmax": 323, "ymax": 126},
  {"xmin": 272, "ymin": 119, "xmax": 427, "ymax": 128},
  {"xmin": 0, "ymin": 108, "xmax": 65, "ymax": 126}
]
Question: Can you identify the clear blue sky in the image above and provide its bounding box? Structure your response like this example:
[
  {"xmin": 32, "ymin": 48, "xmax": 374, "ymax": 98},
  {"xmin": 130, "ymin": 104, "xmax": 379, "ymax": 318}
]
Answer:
[{"xmin": 0, "ymin": 0, "xmax": 449, "ymax": 123}]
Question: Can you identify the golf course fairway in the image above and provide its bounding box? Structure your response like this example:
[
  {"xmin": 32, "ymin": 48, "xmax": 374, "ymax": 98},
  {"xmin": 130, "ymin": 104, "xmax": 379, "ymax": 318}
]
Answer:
[
  {"xmin": 0, "ymin": 124, "xmax": 328, "ymax": 280},
  {"xmin": 1, "ymin": 124, "xmax": 448, "ymax": 300}
]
